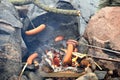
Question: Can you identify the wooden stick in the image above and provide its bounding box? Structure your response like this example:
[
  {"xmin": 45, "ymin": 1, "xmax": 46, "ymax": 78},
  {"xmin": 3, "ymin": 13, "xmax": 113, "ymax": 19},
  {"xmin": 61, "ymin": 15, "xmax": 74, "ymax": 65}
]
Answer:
[
  {"xmin": 18, "ymin": 53, "xmax": 38, "ymax": 80},
  {"xmin": 9, "ymin": 0, "xmax": 80, "ymax": 16},
  {"xmin": 18, "ymin": 63, "xmax": 28, "ymax": 80}
]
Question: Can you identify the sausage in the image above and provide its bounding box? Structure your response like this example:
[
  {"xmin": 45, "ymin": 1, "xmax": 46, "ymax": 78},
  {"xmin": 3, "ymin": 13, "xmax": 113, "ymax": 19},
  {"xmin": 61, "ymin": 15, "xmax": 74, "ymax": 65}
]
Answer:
[
  {"xmin": 63, "ymin": 39, "xmax": 78, "ymax": 64},
  {"xmin": 66, "ymin": 39, "xmax": 78, "ymax": 47},
  {"xmin": 25, "ymin": 24, "xmax": 46, "ymax": 36},
  {"xmin": 54, "ymin": 35, "xmax": 64, "ymax": 42},
  {"xmin": 27, "ymin": 52, "xmax": 38, "ymax": 65},
  {"xmin": 63, "ymin": 44, "xmax": 74, "ymax": 64},
  {"xmin": 18, "ymin": 52, "xmax": 38, "ymax": 80}
]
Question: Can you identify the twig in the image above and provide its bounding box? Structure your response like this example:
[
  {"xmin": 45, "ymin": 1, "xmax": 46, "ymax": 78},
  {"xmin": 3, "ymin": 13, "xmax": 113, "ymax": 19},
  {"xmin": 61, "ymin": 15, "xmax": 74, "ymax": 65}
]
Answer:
[
  {"xmin": 93, "ymin": 61, "xmax": 102, "ymax": 70},
  {"xmin": 79, "ymin": 42, "xmax": 120, "ymax": 55},
  {"xmin": 90, "ymin": 55, "xmax": 120, "ymax": 63},
  {"xmin": 26, "ymin": 15, "xmax": 35, "ymax": 29}
]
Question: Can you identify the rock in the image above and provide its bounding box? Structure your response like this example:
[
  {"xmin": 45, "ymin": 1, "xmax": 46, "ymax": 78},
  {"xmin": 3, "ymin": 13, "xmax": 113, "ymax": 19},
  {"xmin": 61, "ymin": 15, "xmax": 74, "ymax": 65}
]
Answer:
[
  {"xmin": 94, "ymin": 71, "xmax": 107, "ymax": 79},
  {"xmin": 73, "ymin": 0, "xmax": 99, "ymax": 35},
  {"xmin": 0, "ymin": 1, "xmax": 23, "ymax": 80},
  {"xmin": 84, "ymin": 7, "xmax": 120, "ymax": 51},
  {"xmin": 0, "ymin": 0, "xmax": 23, "ymax": 28},
  {"xmin": 112, "ymin": 78, "xmax": 120, "ymax": 80},
  {"xmin": 8, "ymin": 75, "xmax": 28, "ymax": 80},
  {"xmin": 8, "ymin": 75, "xmax": 18, "ymax": 80},
  {"xmin": 84, "ymin": 7, "xmax": 120, "ymax": 70},
  {"xmin": 26, "ymin": 72, "xmax": 43, "ymax": 80},
  {"xmin": 21, "ymin": 75, "xmax": 28, "ymax": 80},
  {"xmin": 78, "ymin": 37, "xmax": 89, "ymax": 53},
  {"xmin": 76, "ymin": 72, "xmax": 98, "ymax": 80}
]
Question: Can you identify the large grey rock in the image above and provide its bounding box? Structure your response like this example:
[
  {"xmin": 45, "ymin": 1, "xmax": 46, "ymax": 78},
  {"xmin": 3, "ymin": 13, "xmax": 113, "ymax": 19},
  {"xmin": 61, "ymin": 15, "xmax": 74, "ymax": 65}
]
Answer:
[
  {"xmin": 0, "ymin": 1, "xmax": 23, "ymax": 80},
  {"xmin": 76, "ymin": 72, "xmax": 98, "ymax": 80},
  {"xmin": 8, "ymin": 75, "xmax": 28, "ymax": 80},
  {"xmin": 0, "ymin": 0, "xmax": 23, "ymax": 28},
  {"xmin": 25, "ymin": 72, "xmax": 43, "ymax": 80}
]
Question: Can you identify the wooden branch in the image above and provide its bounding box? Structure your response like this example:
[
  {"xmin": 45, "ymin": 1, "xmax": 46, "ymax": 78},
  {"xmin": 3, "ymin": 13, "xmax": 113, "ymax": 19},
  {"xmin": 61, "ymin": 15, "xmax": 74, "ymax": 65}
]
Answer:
[
  {"xmin": 39, "ymin": 71, "xmax": 85, "ymax": 77},
  {"xmin": 9, "ymin": 0, "xmax": 80, "ymax": 16},
  {"xmin": 33, "ymin": 0, "xmax": 80, "ymax": 16}
]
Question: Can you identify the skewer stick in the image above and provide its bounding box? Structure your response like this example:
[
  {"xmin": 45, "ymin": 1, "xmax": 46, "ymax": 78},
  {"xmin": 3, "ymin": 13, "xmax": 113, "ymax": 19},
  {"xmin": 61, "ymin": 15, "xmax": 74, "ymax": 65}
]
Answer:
[
  {"xmin": 18, "ymin": 53, "xmax": 38, "ymax": 80},
  {"xmin": 18, "ymin": 63, "xmax": 28, "ymax": 80}
]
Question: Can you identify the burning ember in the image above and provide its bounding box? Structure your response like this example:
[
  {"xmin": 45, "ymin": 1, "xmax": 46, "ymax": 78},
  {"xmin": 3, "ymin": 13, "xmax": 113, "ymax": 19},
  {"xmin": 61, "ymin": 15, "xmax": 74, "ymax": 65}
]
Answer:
[
  {"xmin": 38, "ymin": 39, "xmax": 99, "ymax": 73},
  {"xmin": 19, "ymin": 38, "xmax": 105, "ymax": 80}
]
